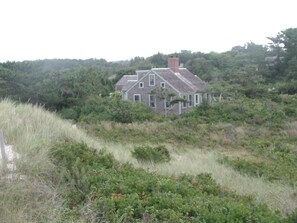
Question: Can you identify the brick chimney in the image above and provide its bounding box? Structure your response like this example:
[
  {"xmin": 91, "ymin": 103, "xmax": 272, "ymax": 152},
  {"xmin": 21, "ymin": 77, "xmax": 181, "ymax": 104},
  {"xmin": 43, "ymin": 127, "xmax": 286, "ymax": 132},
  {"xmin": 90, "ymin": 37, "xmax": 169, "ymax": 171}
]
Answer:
[{"xmin": 168, "ymin": 56, "xmax": 179, "ymax": 73}]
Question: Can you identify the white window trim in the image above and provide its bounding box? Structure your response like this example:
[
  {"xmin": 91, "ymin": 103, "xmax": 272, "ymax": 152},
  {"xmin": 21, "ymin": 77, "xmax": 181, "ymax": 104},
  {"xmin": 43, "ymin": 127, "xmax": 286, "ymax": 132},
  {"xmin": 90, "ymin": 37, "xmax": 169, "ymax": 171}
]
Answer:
[
  {"xmin": 188, "ymin": 94, "xmax": 193, "ymax": 107},
  {"xmin": 164, "ymin": 96, "xmax": 173, "ymax": 108},
  {"xmin": 182, "ymin": 95, "xmax": 187, "ymax": 108},
  {"xmin": 124, "ymin": 92, "xmax": 128, "ymax": 100},
  {"xmin": 133, "ymin": 94, "xmax": 141, "ymax": 103},
  {"xmin": 149, "ymin": 73, "xmax": 155, "ymax": 86},
  {"xmin": 160, "ymin": 82, "xmax": 166, "ymax": 88},
  {"xmin": 194, "ymin": 93, "xmax": 201, "ymax": 106},
  {"xmin": 149, "ymin": 94, "xmax": 156, "ymax": 108},
  {"xmin": 139, "ymin": 82, "xmax": 144, "ymax": 88}
]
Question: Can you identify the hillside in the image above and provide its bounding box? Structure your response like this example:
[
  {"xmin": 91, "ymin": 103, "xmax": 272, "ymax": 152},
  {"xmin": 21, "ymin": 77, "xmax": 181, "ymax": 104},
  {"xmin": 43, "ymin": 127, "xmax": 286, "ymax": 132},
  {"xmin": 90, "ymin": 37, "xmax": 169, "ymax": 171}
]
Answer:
[
  {"xmin": 0, "ymin": 28, "xmax": 297, "ymax": 222},
  {"xmin": 0, "ymin": 100, "xmax": 296, "ymax": 222}
]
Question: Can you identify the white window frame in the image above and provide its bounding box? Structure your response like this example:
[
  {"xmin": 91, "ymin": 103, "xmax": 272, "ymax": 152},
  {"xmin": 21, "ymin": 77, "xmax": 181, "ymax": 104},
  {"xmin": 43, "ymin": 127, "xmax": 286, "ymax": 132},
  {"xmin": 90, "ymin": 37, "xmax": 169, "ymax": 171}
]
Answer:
[
  {"xmin": 182, "ymin": 95, "xmax": 187, "ymax": 108},
  {"xmin": 149, "ymin": 73, "xmax": 155, "ymax": 86},
  {"xmin": 160, "ymin": 82, "xmax": 166, "ymax": 88},
  {"xmin": 188, "ymin": 94, "xmax": 193, "ymax": 107},
  {"xmin": 194, "ymin": 93, "xmax": 201, "ymax": 106},
  {"xmin": 149, "ymin": 94, "xmax": 156, "ymax": 108},
  {"xmin": 165, "ymin": 96, "xmax": 173, "ymax": 108},
  {"xmin": 139, "ymin": 82, "xmax": 144, "ymax": 88},
  {"xmin": 133, "ymin": 94, "xmax": 141, "ymax": 103}
]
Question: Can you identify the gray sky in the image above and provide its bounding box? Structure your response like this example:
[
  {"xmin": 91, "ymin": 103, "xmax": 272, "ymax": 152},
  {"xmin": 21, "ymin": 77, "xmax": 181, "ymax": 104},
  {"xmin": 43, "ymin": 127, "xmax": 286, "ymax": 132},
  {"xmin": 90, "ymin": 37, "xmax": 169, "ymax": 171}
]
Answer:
[{"xmin": 0, "ymin": 0, "xmax": 296, "ymax": 62}]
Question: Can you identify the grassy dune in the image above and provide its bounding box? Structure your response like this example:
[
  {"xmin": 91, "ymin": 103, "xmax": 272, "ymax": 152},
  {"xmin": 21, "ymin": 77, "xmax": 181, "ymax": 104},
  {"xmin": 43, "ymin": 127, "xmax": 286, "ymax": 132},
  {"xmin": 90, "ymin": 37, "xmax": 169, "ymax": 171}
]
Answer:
[
  {"xmin": 140, "ymin": 149, "xmax": 297, "ymax": 214},
  {"xmin": 0, "ymin": 99, "xmax": 296, "ymax": 222},
  {"xmin": 0, "ymin": 99, "xmax": 105, "ymax": 223},
  {"xmin": 101, "ymin": 141, "xmax": 297, "ymax": 214}
]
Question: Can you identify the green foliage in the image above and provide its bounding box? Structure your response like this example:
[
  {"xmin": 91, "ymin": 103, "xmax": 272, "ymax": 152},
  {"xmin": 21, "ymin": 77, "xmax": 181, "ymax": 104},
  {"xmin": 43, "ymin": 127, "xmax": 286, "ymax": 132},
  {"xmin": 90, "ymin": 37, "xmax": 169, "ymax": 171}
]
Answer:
[
  {"xmin": 59, "ymin": 108, "xmax": 79, "ymax": 120},
  {"xmin": 50, "ymin": 141, "xmax": 283, "ymax": 222},
  {"xmin": 110, "ymin": 97, "xmax": 154, "ymax": 123},
  {"xmin": 238, "ymin": 138, "xmax": 297, "ymax": 186},
  {"xmin": 220, "ymin": 157, "xmax": 271, "ymax": 178},
  {"xmin": 267, "ymin": 28, "xmax": 297, "ymax": 81},
  {"xmin": 278, "ymin": 81, "xmax": 297, "ymax": 95},
  {"xmin": 75, "ymin": 94, "xmax": 155, "ymax": 123},
  {"xmin": 184, "ymin": 97, "xmax": 288, "ymax": 128},
  {"xmin": 132, "ymin": 145, "xmax": 170, "ymax": 163},
  {"xmin": 180, "ymin": 173, "xmax": 221, "ymax": 196},
  {"xmin": 0, "ymin": 60, "xmax": 120, "ymax": 112}
]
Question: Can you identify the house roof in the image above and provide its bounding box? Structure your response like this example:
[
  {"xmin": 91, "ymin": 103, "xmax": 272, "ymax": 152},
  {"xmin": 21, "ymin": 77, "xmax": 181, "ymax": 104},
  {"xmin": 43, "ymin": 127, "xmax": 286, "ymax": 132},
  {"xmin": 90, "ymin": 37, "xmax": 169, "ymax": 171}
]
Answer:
[
  {"xmin": 152, "ymin": 68, "xmax": 195, "ymax": 93},
  {"xmin": 179, "ymin": 68, "xmax": 208, "ymax": 91},
  {"xmin": 116, "ymin": 75, "xmax": 137, "ymax": 91},
  {"xmin": 136, "ymin": 70, "xmax": 150, "ymax": 76},
  {"xmin": 116, "ymin": 67, "xmax": 207, "ymax": 93}
]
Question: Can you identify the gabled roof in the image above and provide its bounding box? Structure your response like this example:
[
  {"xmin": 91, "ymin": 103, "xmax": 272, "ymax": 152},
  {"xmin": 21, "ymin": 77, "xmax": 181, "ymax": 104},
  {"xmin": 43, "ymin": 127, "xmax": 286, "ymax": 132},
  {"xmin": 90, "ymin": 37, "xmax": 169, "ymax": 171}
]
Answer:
[
  {"xmin": 136, "ymin": 70, "xmax": 150, "ymax": 76},
  {"xmin": 116, "ymin": 67, "xmax": 207, "ymax": 93},
  {"xmin": 152, "ymin": 68, "xmax": 195, "ymax": 93},
  {"xmin": 116, "ymin": 75, "xmax": 137, "ymax": 91},
  {"xmin": 152, "ymin": 68, "xmax": 207, "ymax": 93},
  {"xmin": 179, "ymin": 68, "xmax": 208, "ymax": 91}
]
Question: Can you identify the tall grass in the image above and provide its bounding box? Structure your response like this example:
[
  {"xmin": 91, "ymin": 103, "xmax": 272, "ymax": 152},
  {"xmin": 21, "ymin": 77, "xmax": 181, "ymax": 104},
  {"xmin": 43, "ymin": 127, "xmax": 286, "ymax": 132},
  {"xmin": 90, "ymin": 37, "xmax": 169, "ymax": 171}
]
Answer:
[
  {"xmin": 138, "ymin": 149, "xmax": 297, "ymax": 215},
  {"xmin": 0, "ymin": 99, "xmax": 296, "ymax": 222},
  {"xmin": 0, "ymin": 99, "xmax": 106, "ymax": 223}
]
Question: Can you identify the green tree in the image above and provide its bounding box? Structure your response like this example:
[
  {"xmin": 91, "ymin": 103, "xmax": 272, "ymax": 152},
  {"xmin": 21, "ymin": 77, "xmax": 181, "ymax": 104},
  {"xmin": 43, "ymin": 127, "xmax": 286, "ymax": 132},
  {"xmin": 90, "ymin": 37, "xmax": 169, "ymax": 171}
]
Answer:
[{"xmin": 268, "ymin": 28, "xmax": 297, "ymax": 80}]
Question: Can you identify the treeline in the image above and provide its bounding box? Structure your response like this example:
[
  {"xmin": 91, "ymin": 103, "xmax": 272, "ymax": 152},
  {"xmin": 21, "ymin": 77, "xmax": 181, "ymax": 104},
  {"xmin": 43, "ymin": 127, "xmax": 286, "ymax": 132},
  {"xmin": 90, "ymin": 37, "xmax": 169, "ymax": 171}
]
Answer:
[
  {"xmin": 0, "ymin": 28, "xmax": 296, "ymax": 121},
  {"xmin": 0, "ymin": 59, "xmax": 117, "ymax": 110}
]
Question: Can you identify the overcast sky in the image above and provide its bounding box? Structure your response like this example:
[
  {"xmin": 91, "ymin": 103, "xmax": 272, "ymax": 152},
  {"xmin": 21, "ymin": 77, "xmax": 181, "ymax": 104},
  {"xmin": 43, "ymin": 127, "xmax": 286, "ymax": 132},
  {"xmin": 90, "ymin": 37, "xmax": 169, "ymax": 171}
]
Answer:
[{"xmin": 0, "ymin": 0, "xmax": 296, "ymax": 62}]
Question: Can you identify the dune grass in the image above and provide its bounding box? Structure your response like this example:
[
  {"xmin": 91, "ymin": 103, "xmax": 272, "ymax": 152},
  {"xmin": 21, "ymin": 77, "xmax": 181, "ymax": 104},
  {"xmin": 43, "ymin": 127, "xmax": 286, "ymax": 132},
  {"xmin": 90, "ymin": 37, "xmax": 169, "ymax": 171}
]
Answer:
[
  {"xmin": 138, "ymin": 149, "xmax": 297, "ymax": 214},
  {"xmin": 0, "ymin": 99, "xmax": 106, "ymax": 223},
  {"xmin": 98, "ymin": 140, "xmax": 297, "ymax": 214},
  {"xmin": 0, "ymin": 99, "xmax": 296, "ymax": 222}
]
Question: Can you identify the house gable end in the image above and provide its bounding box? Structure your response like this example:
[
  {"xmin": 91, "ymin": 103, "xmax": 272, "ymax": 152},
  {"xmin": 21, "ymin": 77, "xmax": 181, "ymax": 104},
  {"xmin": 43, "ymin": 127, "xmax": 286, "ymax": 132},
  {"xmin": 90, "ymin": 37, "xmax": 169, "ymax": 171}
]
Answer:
[
  {"xmin": 150, "ymin": 70, "xmax": 182, "ymax": 95},
  {"xmin": 153, "ymin": 68, "xmax": 195, "ymax": 93},
  {"xmin": 125, "ymin": 71, "xmax": 153, "ymax": 94}
]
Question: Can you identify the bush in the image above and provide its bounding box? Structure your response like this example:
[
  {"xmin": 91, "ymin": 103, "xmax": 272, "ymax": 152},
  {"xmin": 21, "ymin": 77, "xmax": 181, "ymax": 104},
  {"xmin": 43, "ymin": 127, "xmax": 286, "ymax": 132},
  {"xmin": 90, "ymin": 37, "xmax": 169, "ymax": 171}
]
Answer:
[
  {"xmin": 59, "ymin": 108, "xmax": 79, "ymax": 120},
  {"xmin": 131, "ymin": 145, "xmax": 170, "ymax": 163},
  {"xmin": 278, "ymin": 81, "xmax": 297, "ymax": 95},
  {"xmin": 76, "ymin": 95, "xmax": 156, "ymax": 123},
  {"xmin": 49, "ymin": 141, "xmax": 284, "ymax": 222}
]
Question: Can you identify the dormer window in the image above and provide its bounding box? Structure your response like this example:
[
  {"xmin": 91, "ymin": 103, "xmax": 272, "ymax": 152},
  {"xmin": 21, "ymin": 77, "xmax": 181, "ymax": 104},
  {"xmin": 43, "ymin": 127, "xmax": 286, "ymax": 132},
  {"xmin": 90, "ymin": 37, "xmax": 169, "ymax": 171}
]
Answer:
[
  {"xmin": 139, "ymin": 82, "xmax": 144, "ymax": 88},
  {"xmin": 149, "ymin": 73, "xmax": 155, "ymax": 86},
  {"xmin": 160, "ymin": 82, "xmax": 165, "ymax": 88}
]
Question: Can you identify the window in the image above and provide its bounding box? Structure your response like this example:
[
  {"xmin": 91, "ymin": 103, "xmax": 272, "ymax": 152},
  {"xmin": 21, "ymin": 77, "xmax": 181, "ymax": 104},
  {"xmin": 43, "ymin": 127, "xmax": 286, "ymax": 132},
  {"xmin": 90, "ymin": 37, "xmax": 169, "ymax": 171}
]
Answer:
[
  {"xmin": 133, "ymin": 94, "xmax": 141, "ymax": 103},
  {"xmin": 194, "ymin": 93, "xmax": 201, "ymax": 106},
  {"xmin": 160, "ymin": 82, "xmax": 165, "ymax": 88},
  {"xmin": 149, "ymin": 95, "xmax": 156, "ymax": 108},
  {"xmin": 149, "ymin": 73, "xmax": 155, "ymax": 86},
  {"xmin": 188, "ymin": 95, "xmax": 193, "ymax": 107},
  {"xmin": 182, "ymin": 95, "xmax": 187, "ymax": 108},
  {"xmin": 139, "ymin": 82, "xmax": 144, "ymax": 88},
  {"xmin": 165, "ymin": 96, "xmax": 173, "ymax": 108}
]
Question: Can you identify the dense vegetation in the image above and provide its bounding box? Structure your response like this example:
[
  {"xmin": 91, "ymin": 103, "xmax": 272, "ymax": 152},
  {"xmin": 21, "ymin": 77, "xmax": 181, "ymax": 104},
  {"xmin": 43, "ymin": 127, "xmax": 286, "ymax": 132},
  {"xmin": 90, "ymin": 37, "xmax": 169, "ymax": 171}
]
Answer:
[
  {"xmin": 50, "ymin": 141, "xmax": 283, "ymax": 222},
  {"xmin": 1, "ymin": 28, "xmax": 297, "ymax": 222},
  {"xmin": 1, "ymin": 28, "xmax": 297, "ymax": 123}
]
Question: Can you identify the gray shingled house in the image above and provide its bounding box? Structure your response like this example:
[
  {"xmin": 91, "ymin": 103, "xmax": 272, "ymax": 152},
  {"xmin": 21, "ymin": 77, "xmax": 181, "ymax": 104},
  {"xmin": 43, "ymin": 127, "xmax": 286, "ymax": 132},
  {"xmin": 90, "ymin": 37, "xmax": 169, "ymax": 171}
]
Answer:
[{"xmin": 115, "ymin": 56, "xmax": 208, "ymax": 115}]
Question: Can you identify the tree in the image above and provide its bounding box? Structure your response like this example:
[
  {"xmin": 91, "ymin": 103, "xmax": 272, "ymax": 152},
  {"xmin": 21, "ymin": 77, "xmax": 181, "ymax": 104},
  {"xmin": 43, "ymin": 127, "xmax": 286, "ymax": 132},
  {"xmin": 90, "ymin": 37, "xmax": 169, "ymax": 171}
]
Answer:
[
  {"xmin": 150, "ymin": 87, "xmax": 186, "ymax": 116},
  {"xmin": 268, "ymin": 28, "xmax": 297, "ymax": 62},
  {"xmin": 149, "ymin": 52, "xmax": 167, "ymax": 67},
  {"xmin": 267, "ymin": 28, "xmax": 297, "ymax": 80}
]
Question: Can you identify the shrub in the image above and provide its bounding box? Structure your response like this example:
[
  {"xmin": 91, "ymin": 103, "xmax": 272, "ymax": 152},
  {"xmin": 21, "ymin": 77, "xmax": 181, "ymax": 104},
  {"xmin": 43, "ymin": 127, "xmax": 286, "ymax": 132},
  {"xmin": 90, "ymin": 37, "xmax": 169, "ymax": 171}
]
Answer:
[
  {"xmin": 49, "ymin": 141, "xmax": 283, "ymax": 222},
  {"xmin": 59, "ymin": 108, "xmax": 79, "ymax": 120},
  {"xmin": 131, "ymin": 145, "xmax": 170, "ymax": 163},
  {"xmin": 278, "ymin": 81, "xmax": 297, "ymax": 95}
]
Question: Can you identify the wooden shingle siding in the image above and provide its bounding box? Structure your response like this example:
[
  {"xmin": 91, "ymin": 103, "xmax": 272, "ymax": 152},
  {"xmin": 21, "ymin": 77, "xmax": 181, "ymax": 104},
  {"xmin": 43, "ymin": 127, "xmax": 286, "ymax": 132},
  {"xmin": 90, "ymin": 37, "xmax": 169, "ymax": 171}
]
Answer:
[{"xmin": 115, "ymin": 57, "xmax": 208, "ymax": 115}]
